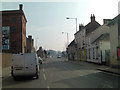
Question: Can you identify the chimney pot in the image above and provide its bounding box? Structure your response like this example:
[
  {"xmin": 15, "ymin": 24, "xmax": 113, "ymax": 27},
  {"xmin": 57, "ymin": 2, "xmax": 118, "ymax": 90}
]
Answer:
[
  {"xmin": 19, "ymin": 4, "xmax": 23, "ymax": 10},
  {"xmin": 79, "ymin": 24, "xmax": 84, "ymax": 31},
  {"xmin": 90, "ymin": 14, "xmax": 95, "ymax": 22}
]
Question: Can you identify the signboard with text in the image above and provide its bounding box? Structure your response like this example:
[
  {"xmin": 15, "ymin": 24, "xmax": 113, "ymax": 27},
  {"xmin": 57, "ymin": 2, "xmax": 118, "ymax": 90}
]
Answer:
[{"xmin": 2, "ymin": 26, "xmax": 10, "ymax": 50}]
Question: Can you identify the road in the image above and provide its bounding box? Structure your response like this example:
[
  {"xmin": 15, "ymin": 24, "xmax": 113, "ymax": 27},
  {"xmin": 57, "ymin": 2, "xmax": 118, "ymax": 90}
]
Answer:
[{"xmin": 2, "ymin": 57, "xmax": 120, "ymax": 88}]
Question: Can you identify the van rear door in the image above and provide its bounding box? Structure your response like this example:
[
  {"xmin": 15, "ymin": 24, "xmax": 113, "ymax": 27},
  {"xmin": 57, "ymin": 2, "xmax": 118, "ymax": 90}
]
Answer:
[
  {"xmin": 24, "ymin": 53, "xmax": 36, "ymax": 76},
  {"xmin": 13, "ymin": 54, "xmax": 25, "ymax": 76}
]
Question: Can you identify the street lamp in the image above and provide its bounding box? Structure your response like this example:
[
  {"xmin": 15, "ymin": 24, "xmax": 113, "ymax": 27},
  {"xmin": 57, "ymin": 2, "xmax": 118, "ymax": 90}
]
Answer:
[
  {"xmin": 66, "ymin": 17, "xmax": 77, "ymax": 32},
  {"xmin": 62, "ymin": 32, "xmax": 69, "ymax": 47},
  {"xmin": 35, "ymin": 37, "xmax": 39, "ymax": 52}
]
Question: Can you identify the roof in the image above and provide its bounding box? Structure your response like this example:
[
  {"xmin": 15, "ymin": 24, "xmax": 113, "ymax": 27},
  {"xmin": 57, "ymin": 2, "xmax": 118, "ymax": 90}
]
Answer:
[
  {"xmin": 1, "ymin": 10, "xmax": 27, "ymax": 22},
  {"xmin": 91, "ymin": 33, "xmax": 110, "ymax": 44},
  {"xmin": 85, "ymin": 21, "xmax": 101, "ymax": 35},
  {"xmin": 74, "ymin": 17, "xmax": 101, "ymax": 36},
  {"xmin": 74, "ymin": 29, "xmax": 81, "ymax": 35},
  {"xmin": 68, "ymin": 39, "xmax": 76, "ymax": 47},
  {"xmin": 107, "ymin": 14, "xmax": 120, "ymax": 26}
]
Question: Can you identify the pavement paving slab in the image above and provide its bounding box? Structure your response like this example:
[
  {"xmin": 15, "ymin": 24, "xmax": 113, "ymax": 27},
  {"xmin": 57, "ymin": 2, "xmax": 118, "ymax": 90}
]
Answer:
[{"xmin": 67, "ymin": 59, "xmax": 120, "ymax": 75}]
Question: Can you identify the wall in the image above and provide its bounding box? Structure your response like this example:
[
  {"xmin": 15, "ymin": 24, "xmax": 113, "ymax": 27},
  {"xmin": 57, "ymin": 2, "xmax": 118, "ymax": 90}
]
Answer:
[
  {"xmin": 110, "ymin": 22, "xmax": 120, "ymax": 67},
  {"xmin": 2, "ymin": 53, "xmax": 12, "ymax": 77},
  {"xmin": 22, "ymin": 15, "xmax": 27, "ymax": 53},
  {"xmin": 68, "ymin": 45, "xmax": 76, "ymax": 60},
  {"xmin": 86, "ymin": 24, "xmax": 109, "ymax": 46},
  {"xmin": 74, "ymin": 28, "xmax": 86, "ymax": 61},
  {"xmin": 79, "ymin": 49, "xmax": 87, "ymax": 61}
]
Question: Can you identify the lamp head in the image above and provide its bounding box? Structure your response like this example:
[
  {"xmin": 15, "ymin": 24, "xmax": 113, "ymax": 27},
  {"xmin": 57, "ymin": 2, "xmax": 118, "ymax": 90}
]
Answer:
[{"xmin": 66, "ymin": 17, "xmax": 70, "ymax": 19}]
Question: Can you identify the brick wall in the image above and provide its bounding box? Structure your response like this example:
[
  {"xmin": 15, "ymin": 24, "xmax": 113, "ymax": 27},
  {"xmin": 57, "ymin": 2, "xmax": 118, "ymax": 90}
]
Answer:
[{"xmin": 2, "ymin": 53, "xmax": 12, "ymax": 68}]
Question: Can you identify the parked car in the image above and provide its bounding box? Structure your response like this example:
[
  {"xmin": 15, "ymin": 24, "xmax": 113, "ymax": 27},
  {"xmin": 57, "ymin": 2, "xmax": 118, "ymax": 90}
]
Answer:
[
  {"xmin": 11, "ymin": 53, "xmax": 40, "ymax": 80},
  {"xmin": 57, "ymin": 55, "xmax": 61, "ymax": 58},
  {"xmin": 38, "ymin": 57, "xmax": 43, "ymax": 64}
]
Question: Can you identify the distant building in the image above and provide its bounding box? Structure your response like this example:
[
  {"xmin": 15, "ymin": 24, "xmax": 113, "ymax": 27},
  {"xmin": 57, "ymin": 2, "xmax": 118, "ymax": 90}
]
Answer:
[
  {"xmin": 108, "ymin": 14, "xmax": 120, "ymax": 68},
  {"xmin": 26, "ymin": 35, "xmax": 35, "ymax": 53},
  {"xmin": 2, "ymin": 4, "xmax": 27, "ymax": 53}
]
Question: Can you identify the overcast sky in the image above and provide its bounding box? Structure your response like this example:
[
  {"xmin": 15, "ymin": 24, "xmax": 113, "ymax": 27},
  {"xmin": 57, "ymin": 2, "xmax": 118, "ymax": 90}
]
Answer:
[{"xmin": 1, "ymin": 0, "xmax": 120, "ymax": 51}]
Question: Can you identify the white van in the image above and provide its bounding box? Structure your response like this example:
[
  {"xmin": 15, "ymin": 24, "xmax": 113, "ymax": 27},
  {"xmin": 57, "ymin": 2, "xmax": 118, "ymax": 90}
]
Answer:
[{"xmin": 11, "ymin": 53, "xmax": 40, "ymax": 79}]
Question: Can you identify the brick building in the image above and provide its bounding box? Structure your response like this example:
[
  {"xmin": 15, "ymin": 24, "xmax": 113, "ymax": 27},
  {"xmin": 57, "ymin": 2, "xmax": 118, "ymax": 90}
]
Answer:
[
  {"xmin": 26, "ymin": 35, "xmax": 35, "ymax": 53},
  {"xmin": 2, "ymin": 4, "xmax": 27, "ymax": 53}
]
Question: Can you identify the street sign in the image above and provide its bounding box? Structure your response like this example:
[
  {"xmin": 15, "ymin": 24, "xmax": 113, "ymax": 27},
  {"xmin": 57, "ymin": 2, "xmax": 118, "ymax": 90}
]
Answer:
[{"xmin": 2, "ymin": 26, "xmax": 10, "ymax": 50}]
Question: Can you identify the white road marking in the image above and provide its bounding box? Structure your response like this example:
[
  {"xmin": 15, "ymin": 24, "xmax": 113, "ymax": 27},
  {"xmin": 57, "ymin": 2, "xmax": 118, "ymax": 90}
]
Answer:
[
  {"xmin": 43, "ymin": 68, "xmax": 45, "ymax": 72},
  {"xmin": 47, "ymin": 86, "xmax": 50, "ymax": 89},
  {"xmin": 43, "ymin": 74, "xmax": 46, "ymax": 80}
]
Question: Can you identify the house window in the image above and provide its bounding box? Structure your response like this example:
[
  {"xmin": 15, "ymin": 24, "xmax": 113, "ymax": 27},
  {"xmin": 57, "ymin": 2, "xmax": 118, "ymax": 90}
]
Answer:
[
  {"xmin": 11, "ymin": 41, "xmax": 17, "ymax": 53},
  {"xmin": 12, "ymin": 17, "xmax": 17, "ymax": 21},
  {"xmin": 96, "ymin": 46, "xmax": 99, "ymax": 59},
  {"xmin": 12, "ymin": 26, "xmax": 17, "ymax": 33}
]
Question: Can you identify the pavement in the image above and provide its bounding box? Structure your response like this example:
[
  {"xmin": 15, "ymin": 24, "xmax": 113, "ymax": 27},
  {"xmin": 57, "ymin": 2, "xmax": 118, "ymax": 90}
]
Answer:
[
  {"xmin": 64, "ymin": 58, "xmax": 120, "ymax": 75},
  {"xmin": 0, "ymin": 67, "xmax": 11, "ymax": 79}
]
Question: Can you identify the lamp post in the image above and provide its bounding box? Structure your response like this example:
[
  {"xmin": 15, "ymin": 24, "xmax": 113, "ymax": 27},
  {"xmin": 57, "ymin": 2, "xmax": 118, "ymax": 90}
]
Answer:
[
  {"xmin": 35, "ymin": 37, "xmax": 39, "ymax": 52},
  {"xmin": 66, "ymin": 17, "xmax": 77, "ymax": 32},
  {"xmin": 62, "ymin": 32, "xmax": 69, "ymax": 47}
]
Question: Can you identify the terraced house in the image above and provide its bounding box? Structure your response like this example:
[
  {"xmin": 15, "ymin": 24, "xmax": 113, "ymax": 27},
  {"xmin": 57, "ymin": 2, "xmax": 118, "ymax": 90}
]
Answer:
[{"xmin": 74, "ymin": 14, "xmax": 101, "ymax": 61}]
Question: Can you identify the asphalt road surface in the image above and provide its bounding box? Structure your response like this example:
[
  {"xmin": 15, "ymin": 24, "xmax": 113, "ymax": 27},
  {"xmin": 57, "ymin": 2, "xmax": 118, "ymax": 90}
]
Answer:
[{"xmin": 2, "ymin": 56, "xmax": 120, "ymax": 88}]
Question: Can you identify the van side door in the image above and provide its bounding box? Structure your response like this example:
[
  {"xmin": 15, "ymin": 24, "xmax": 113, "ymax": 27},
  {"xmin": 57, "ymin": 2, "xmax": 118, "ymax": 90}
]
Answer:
[{"xmin": 24, "ymin": 54, "xmax": 36, "ymax": 76}]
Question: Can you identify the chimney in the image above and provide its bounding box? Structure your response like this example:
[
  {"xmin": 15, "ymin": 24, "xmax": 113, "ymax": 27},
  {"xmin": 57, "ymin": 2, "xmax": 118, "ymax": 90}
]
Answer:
[
  {"xmin": 79, "ymin": 24, "xmax": 84, "ymax": 31},
  {"xmin": 28, "ymin": 35, "xmax": 32, "ymax": 42},
  {"xmin": 90, "ymin": 14, "xmax": 95, "ymax": 22},
  {"xmin": 28, "ymin": 35, "xmax": 32, "ymax": 39},
  {"xmin": 19, "ymin": 4, "xmax": 23, "ymax": 10}
]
